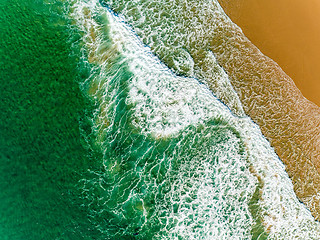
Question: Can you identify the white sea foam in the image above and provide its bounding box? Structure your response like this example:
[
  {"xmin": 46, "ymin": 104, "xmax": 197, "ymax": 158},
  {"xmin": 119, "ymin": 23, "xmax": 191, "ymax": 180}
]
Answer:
[
  {"xmin": 102, "ymin": 0, "xmax": 246, "ymax": 117},
  {"xmin": 71, "ymin": 0, "xmax": 320, "ymax": 239}
]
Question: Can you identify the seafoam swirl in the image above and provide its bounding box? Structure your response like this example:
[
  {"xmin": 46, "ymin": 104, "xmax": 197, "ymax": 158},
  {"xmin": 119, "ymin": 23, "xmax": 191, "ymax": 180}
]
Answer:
[
  {"xmin": 100, "ymin": 0, "xmax": 320, "ymax": 220},
  {"xmin": 70, "ymin": 0, "xmax": 320, "ymax": 239}
]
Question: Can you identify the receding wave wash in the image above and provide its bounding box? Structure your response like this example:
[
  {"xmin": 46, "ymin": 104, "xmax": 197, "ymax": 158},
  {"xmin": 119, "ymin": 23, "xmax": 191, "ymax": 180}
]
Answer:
[
  {"xmin": 98, "ymin": 0, "xmax": 320, "ymax": 220},
  {"xmin": 70, "ymin": 1, "xmax": 320, "ymax": 239}
]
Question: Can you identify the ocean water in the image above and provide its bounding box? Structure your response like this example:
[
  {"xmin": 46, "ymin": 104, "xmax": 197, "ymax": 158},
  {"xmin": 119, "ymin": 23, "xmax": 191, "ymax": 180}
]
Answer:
[
  {"xmin": 0, "ymin": 0, "xmax": 100, "ymax": 239},
  {"xmin": 1, "ymin": 0, "xmax": 320, "ymax": 239}
]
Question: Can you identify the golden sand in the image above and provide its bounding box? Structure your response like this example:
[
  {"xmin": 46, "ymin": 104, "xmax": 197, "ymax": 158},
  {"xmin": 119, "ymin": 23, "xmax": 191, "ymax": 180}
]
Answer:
[{"xmin": 218, "ymin": 0, "xmax": 320, "ymax": 106}]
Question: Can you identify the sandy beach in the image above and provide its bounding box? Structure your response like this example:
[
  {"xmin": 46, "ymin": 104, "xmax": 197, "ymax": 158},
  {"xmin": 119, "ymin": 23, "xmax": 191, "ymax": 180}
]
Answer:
[{"xmin": 218, "ymin": 0, "xmax": 320, "ymax": 107}]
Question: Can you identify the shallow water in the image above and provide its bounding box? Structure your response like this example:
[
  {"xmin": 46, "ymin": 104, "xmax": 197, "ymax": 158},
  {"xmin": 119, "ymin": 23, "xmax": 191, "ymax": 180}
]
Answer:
[
  {"xmin": 71, "ymin": 1, "xmax": 320, "ymax": 239},
  {"xmin": 97, "ymin": 0, "xmax": 320, "ymax": 220}
]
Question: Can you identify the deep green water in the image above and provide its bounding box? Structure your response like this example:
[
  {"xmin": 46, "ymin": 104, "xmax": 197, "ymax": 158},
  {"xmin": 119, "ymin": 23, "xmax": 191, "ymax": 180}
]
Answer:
[{"xmin": 0, "ymin": 0, "xmax": 102, "ymax": 239}]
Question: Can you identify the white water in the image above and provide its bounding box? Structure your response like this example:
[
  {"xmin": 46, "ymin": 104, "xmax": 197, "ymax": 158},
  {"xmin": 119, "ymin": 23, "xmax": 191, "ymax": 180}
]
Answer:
[{"xmin": 71, "ymin": 1, "xmax": 320, "ymax": 239}]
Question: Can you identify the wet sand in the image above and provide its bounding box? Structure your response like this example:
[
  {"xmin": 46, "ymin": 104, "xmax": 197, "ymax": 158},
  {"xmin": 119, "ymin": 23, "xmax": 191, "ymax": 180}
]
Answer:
[
  {"xmin": 210, "ymin": 0, "xmax": 320, "ymax": 220},
  {"xmin": 218, "ymin": 0, "xmax": 320, "ymax": 106}
]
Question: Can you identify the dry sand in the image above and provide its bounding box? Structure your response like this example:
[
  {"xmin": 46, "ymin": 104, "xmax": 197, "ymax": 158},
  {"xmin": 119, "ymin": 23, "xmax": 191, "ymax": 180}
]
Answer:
[{"xmin": 218, "ymin": 0, "xmax": 320, "ymax": 106}]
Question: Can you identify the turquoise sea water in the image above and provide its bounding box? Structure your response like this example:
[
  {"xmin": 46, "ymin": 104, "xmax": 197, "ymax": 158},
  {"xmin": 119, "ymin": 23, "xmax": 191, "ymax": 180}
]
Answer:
[
  {"xmin": 0, "ymin": 0, "xmax": 101, "ymax": 239},
  {"xmin": 1, "ymin": 0, "xmax": 320, "ymax": 239}
]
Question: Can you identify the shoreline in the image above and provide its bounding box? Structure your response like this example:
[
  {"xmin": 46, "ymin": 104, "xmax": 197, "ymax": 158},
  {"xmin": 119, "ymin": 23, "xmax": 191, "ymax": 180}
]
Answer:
[
  {"xmin": 218, "ymin": 0, "xmax": 320, "ymax": 107},
  {"xmin": 212, "ymin": 0, "xmax": 320, "ymax": 220}
]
